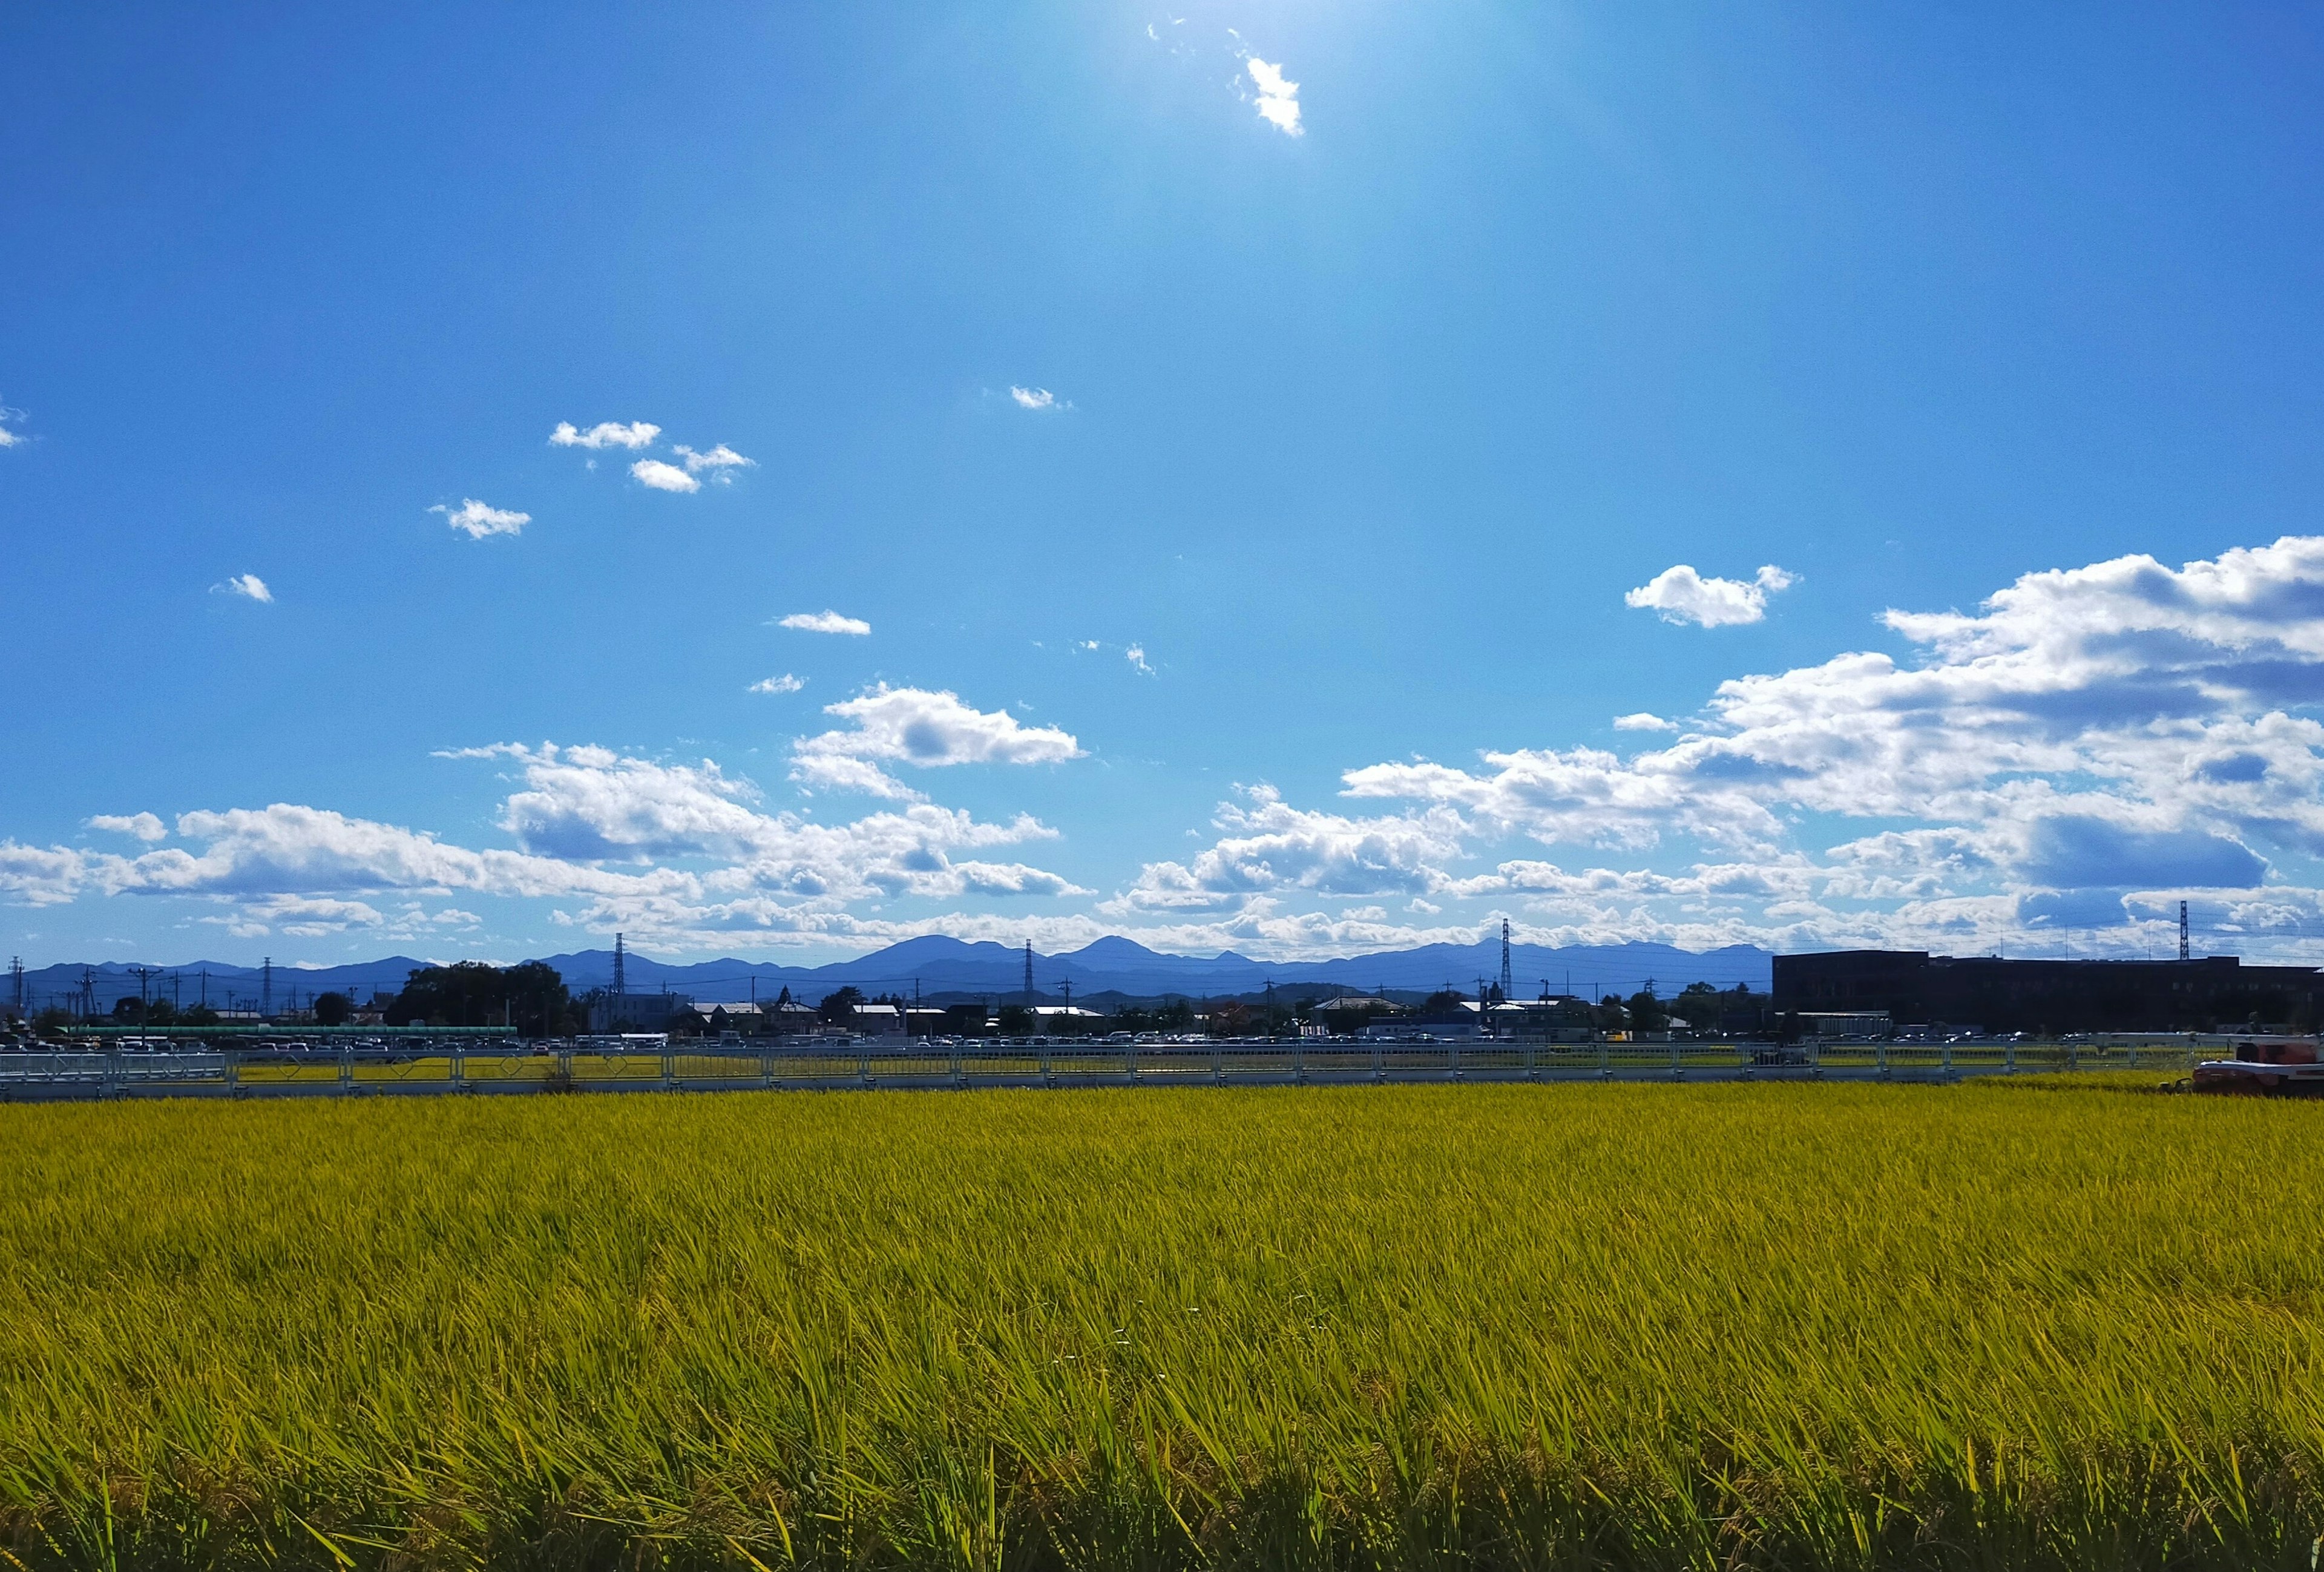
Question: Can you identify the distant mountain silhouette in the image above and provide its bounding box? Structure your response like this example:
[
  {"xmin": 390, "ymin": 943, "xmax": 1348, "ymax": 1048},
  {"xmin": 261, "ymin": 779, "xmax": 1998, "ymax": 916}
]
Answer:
[
  {"xmin": 13, "ymin": 937, "xmax": 1770, "ymax": 1013},
  {"xmin": 504, "ymin": 935, "xmax": 1768, "ymax": 1002}
]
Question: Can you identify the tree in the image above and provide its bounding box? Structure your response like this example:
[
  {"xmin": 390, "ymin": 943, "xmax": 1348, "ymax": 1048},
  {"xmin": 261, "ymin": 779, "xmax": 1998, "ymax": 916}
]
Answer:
[
  {"xmin": 1627, "ymin": 990, "xmax": 1668, "ymax": 1032},
  {"xmin": 313, "ymin": 992, "xmax": 352, "ymax": 1026},
  {"xmin": 818, "ymin": 986, "xmax": 865, "ymax": 1024},
  {"xmin": 1670, "ymin": 982, "xmax": 1722, "ymax": 1031},
  {"xmin": 995, "ymin": 1004, "xmax": 1034, "ymax": 1035},
  {"xmin": 389, "ymin": 961, "xmax": 570, "ymax": 1034}
]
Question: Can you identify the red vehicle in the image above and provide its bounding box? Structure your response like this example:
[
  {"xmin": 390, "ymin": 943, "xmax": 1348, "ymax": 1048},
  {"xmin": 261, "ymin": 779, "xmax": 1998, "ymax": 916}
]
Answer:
[{"xmin": 2192, "ymin": 1039, "xmax": 2324, "ymax": 1097}]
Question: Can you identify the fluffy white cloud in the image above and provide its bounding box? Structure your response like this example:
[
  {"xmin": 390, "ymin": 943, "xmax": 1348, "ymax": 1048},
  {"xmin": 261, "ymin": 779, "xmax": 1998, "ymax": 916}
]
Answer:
[
  {"xmin": 1082, "ymin": 536, "xmax": 2324, "ymax": 959},
  {"xmin": 88, "ymin": 812, "xmax": 167, "ymax": 841},
  {"xmin": 0, "ymin": 843, "xmax": 87, "ymax": 905},
  {"xmin": 0, "ymin": 403, "xmax": 22, "ymax": 448},
  {"xmin": 213, "ymin": 573, "xmax": 272, "ymax": 602},
  {"xmin": 1626, "ymin": 564, "xmax": 1794, "ymax": 628},
  {"xmin": 1613, "ymin": 712, "xmax": 1678, "ymax": 732},
  {"xmin": 550, "ymin": 420, "xmax": 660, "ymax": 450},
  {"xmin": 630, "ymin": 458, "xmax": 699, "ymax": 493},
  {"xmin": 464, "ymin": 742, "xmax": 1080, "ymax": 911},
  {"xmin": 749, "ymin": 674, "xmax": 805, "ymax": 694},
  {"xmin": 777, "ymin": 610, "xmax": 872, "ymax": 636},
  {"xmin": 433, "ymin": 499, "xmax": 530, "ymax": 539},
  {"xmin": 1009, "ymin": 386, "xmax": 1060, "ymax": 410},
  {"xmin": 1246, "ymin": 57, "xmax": 1303, "ymax": 136},
  {"xmin": 1108, "ymin": 786, "xmax": 1470, "ymax": 913},
  {"xmin": 33, "ymin": 536, "xmax": 2324, "ymax": 964},
  {"xmin": 1126, "ymin": 643, "xmax": 1155, "ymax": 676},
  {"xmin": 240, "ymin": 895, "xmax": 389, "ymax": 938},
  {"xmin": 792, "ymin": 686, "xmax": 1083, "ymax": 798},
  {"xmin": 675, "ymin": 442, "xmax": 753, "ymax": 479},
  {"xmin": 100, "ymin": 804, "xmax": 677, "ymax": 901}
]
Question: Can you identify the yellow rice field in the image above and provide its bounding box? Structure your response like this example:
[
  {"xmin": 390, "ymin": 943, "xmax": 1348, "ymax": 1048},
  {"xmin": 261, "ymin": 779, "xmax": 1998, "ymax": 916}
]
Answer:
[{"xmin": 0, "ymin": 1080, "xmax": 2317, "ymax": 1570}]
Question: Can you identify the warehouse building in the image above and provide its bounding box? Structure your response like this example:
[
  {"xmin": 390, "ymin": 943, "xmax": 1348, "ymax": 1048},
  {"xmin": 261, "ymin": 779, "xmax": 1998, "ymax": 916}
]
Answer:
[{"xmin": 1773, "ymin": 950, "xmax": 2324, "ymax": 1034}]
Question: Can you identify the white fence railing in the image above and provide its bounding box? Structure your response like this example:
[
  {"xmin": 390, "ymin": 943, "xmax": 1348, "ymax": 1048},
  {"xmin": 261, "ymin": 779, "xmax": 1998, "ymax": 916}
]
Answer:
[{"xmin": 0, "ymin": 1036, "xmax": 2231, "ymax": 1101}]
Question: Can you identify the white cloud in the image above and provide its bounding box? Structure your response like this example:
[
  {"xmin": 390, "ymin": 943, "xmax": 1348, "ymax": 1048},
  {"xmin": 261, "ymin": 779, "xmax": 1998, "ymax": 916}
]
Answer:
[
  {"xmin": 42, "ymin": 534, "xmax": 2324, "ymax": 964},
  {"xmin": 242, "ymin": 895, "xmax": 388, "ymax": 937},
  {"xmin": 88, "ymin": 812, "xmax": 167, "ymax": 842},
  {"xmin": 432, "ymin": 499, "xmax": 530, "ymax": 539},
  {"xmin": 1108, "ymin": 785, "xmax": 1469, "ymax": 913},
  {"xmin": 550, "ymin": 420, "xmax": 660, "ymax": 450},
  {"xmin": 630, "ymin": 459, "xmax": 699, "ymax": 493},
  {"xmin": 1246, "ymin": 57, "xmax": 1303, "ymax": 137},
  {"xmin": 1613, "ymin": 712, "xmax": 1678, "ymax": 732},
  {"xmin": 1625, "ymin": 564, "xmax": 1794, "ymax": 628},
  {"xmin": 111, "ymin": 804, "xmax": 678, "ymax": 901},
  {"xmin": 1072, "ymin": 535, "xmax": 2324, "ymax": 959},
  {"xmin": 0, "ymin": 842, "xmax": 87, "ymax": 905},
  {"xmin": 792, "ymin": 686, "xmax": 1084, "ymax": 798},
  {"xmin": 214, "ymin": 573, "xmax": 273, "ymax": 602},
  {"xmin": 1009, "ymin": 386, "xmax": 1061, "ymax": 410},
  {"xmin": 0, "ymin": 402, "xmax": 22, "ymax": 448},
  {"xmin": 749, "ymin": 674, "xmax": 806, "ymax": 695},
  {"xmin": 676, "ymin": 443, "xmax": 754, "ymax": 480},
  {"xmin": 1127, "ymin": 643, "xmax": 1155, "ymax": 676},
  {"xmin": 778, "ymin": 610, "xmax": 872, "ymax": 636}
]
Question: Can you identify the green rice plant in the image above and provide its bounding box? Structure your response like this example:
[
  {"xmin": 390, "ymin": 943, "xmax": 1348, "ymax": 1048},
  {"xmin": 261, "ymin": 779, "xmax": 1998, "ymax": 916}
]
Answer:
[{"xmin": 0, "ymin": 1084, "xmax": 2317, "ymax": 1570}]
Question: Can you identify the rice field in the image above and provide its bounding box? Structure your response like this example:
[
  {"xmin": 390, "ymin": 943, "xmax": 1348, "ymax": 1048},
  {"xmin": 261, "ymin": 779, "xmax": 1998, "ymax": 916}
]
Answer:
[{"xmin": 0, "ymin": 1080, "xmax": 2317, "ymax": 1571}]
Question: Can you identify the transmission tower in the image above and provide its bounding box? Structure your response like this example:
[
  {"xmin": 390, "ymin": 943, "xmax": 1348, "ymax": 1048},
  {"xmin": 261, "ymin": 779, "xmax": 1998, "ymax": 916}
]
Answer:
[
  {"xmin": 1022, "ymin": 941, "xmax": 1035, "ymax": 1006},
  {"xmin": 1498, "ymin": 918, "xmax": 1514, "ymax": 1001},
  {"xmin": 2179, "ymin": 900, "xmax": 2190, "ymax": 961},
  {"xmin": 261, "ymin": 956, "xmax": 272, "ymax": 1019},
  {"xmin": 8, "ymin": 957, "xmax": 21, "ymax": 1018},
  {"xmin": 612, "ymin": 932, "xmax": 627, "ymax": 998}
]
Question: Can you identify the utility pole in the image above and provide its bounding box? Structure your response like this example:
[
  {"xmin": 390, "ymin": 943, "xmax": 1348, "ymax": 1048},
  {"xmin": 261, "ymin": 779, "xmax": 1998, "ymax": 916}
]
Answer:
[
  {"xmin": 1264, "ymin": 978, "xmax": 1276, "ymax": 1039},
  {"xmin": 7, "ymin": 957, "xmax": 21, "ymax": 1018},
  {"xmin": 2179, "ymin": 899, "xmax": 2191, "ymax": 961},
  {"xmin": 261, "ymin": 957, "xmax": 272, "ymax": 1019}
]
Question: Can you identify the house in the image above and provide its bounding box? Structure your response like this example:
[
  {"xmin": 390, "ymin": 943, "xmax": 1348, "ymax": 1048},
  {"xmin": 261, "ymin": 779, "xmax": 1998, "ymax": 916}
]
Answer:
[
  {"xmin": 588, "ymin": 992, "xmax": 694, "ymax": 1033},
  {"xmin": 849, "ymin": 1002, "xmax": 906, "ymax": 1035}
]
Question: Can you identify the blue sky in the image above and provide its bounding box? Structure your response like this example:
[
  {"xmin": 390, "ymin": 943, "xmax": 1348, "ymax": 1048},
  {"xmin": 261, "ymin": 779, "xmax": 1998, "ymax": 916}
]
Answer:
[{"xmin": 7, "ymin": 3, "xmax": 2324, "ymax": 966}]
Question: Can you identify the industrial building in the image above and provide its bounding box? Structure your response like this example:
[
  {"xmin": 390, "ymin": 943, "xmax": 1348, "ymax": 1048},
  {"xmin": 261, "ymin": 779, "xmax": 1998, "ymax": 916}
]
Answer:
[{"xmin": 1773, "ymin": 950, "xmax": 2324, "ymax": 1034}]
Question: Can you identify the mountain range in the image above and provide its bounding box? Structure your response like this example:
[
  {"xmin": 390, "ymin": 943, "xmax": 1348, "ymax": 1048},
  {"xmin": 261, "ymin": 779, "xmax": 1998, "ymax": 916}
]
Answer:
[{"xmin": 9, "ymin": 936, "xmax": 1771, "ymax": 1013}]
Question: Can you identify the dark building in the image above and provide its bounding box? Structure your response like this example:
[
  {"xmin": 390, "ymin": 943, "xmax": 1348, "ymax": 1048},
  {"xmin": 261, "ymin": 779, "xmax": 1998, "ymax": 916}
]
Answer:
[{"xmin": 1773, "ymin": 950, "xmax": 2324, "ymax": 1034}]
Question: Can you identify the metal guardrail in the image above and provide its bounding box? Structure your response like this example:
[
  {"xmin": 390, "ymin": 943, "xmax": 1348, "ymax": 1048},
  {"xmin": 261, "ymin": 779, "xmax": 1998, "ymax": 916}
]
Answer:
[{"xmin": 0, "ymin": 1038, "xmax": 2219, "ymax": 1102}]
